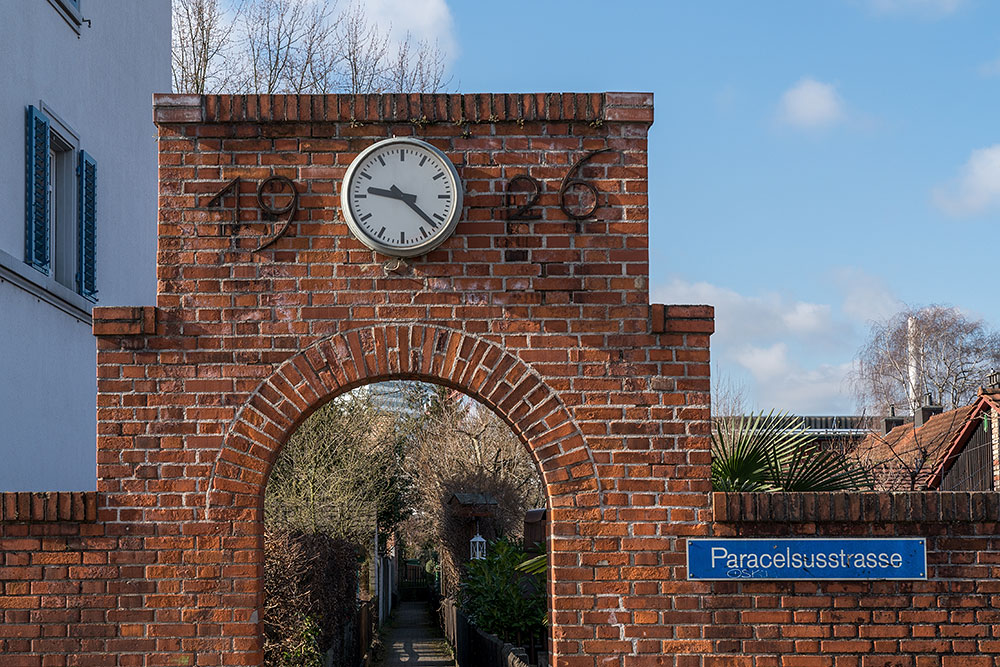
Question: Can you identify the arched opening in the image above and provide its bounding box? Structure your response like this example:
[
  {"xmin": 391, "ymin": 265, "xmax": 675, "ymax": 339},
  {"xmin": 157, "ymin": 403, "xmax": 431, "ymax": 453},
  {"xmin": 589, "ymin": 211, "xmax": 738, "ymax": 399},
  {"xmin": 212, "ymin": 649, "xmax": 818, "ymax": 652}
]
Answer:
[
  {"xmin": 203, "ymin": 324, "xmax": 599, "ymax": 666},
  {"xmin": 261, "ymin": 379, "xmax": 549, "ymax": 665}
]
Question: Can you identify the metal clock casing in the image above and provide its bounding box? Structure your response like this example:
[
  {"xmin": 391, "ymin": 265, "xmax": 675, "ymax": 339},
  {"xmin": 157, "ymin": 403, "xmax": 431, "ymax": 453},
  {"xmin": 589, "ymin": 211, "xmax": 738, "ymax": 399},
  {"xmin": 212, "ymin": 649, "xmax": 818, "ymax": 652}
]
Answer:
[{"xmin": 340, "ymin": 137, "xmax": 464, "ymax": 258}]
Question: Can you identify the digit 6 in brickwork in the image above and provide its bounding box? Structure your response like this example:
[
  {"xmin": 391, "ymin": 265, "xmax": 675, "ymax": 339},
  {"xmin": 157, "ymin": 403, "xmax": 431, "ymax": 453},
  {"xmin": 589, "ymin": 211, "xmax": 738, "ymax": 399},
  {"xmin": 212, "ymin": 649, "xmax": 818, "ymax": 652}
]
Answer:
[
  {"xmin": 559, "ymin": 148, "xmax": 613, "ymax": 220},
  {"xmin": 504, "ymin": 149, "xmax": 616, "ymax": 222}
]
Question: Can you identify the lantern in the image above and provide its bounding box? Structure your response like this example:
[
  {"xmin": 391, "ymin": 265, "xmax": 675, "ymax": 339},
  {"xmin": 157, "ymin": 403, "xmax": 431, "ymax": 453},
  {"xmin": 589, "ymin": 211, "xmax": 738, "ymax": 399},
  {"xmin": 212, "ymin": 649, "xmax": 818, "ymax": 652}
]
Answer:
[{"xmin": 470, "ymin": 532, "xmax": 486, "ymax": 560}]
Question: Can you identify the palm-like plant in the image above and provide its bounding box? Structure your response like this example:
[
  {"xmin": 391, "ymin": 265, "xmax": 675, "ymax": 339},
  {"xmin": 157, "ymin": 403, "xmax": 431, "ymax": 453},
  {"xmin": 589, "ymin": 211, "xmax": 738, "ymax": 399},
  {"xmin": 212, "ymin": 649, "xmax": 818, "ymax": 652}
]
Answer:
[{"xmin": 711, "ymin": 411, "xmax": 871, "ymax": 492}]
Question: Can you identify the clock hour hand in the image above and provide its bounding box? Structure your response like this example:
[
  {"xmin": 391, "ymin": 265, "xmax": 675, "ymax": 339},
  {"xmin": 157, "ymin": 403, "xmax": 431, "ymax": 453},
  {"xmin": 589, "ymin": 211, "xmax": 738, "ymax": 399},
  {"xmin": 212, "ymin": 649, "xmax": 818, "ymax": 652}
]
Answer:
[
  {"xmin": 366, "ymin": 184, "xmax": 435, "ymax": 226},
  {"xmin": 389, "ymin": 184, "xmax": 417, "ymax": 204},
  {"xmin": 367, "ymin": 186, "xmax": 403, "ymax": 200},
  {"xmin": 367, "ymin": 185, "xmax": 419, "ymax": 204}
]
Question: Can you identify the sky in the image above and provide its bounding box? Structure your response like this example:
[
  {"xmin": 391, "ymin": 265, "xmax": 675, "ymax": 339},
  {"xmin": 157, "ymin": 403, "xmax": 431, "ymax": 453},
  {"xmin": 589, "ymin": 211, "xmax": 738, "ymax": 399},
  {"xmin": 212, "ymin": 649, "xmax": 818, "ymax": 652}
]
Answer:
[{"xmin": 365, "ymin": 0, "xmax": 1000, "ymax": 414}]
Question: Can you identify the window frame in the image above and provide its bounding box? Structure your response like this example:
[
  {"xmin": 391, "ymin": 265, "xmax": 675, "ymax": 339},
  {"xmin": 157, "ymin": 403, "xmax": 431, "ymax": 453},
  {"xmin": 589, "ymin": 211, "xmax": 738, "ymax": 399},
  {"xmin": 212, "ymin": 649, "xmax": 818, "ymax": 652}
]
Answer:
[
  {"xmin": 13, "ymin": 102, "xmax": 95, "ymax": 320},
  {"xmin": 46, "ymin": 0, "xmax": 83, "ymax": 35},
  {"xmin": 39, "ymin": 102, "xmax": 82, "ymax": 292}
]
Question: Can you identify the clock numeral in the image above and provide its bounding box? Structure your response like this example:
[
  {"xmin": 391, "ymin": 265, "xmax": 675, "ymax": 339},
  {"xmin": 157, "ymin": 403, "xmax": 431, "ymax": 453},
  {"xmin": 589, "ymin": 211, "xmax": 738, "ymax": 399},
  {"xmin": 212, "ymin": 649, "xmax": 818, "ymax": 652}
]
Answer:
[{"xmin": 505, "ymin": 175, "xmax": 542, "ymax": 221}]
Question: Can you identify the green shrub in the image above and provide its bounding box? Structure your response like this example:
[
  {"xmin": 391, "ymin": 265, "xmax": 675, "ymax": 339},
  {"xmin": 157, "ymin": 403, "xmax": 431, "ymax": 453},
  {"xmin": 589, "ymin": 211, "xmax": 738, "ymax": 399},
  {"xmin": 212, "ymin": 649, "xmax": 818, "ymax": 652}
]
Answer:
[
  {"xmin": 275, "ymin": 615, "xmax": 323, "ymax": 667},
  {"xmin": 459, "ymin": 538, "xmax": 545, "ymax": 642},
  {"xmin": 712, "ymin": 411, "xmax": 871, "ymax": 492}
]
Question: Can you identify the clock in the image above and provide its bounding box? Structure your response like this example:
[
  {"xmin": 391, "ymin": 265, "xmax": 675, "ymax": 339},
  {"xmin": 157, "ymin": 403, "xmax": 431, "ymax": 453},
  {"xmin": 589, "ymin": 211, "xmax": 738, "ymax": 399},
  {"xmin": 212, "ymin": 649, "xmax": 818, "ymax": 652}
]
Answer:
[{"xmin": 341, "ymin": 137, "xmax": 464, "ymax": 257}]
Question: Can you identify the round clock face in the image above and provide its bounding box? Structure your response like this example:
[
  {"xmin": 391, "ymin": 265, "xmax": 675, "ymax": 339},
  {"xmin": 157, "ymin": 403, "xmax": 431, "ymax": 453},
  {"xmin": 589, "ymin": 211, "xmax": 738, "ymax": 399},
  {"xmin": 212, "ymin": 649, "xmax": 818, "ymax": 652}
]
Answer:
[{"xmin": 341, "ymin": 137, "xmax": 464, "ymax": 257}]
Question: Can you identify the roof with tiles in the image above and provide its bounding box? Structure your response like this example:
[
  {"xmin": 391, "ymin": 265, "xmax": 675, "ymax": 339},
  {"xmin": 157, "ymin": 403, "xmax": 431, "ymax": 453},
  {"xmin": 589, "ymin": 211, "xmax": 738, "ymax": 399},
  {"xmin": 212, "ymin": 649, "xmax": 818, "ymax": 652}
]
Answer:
[{"xmin": 856, "ymin": 405, "xmax": 976, "ymax": 490}]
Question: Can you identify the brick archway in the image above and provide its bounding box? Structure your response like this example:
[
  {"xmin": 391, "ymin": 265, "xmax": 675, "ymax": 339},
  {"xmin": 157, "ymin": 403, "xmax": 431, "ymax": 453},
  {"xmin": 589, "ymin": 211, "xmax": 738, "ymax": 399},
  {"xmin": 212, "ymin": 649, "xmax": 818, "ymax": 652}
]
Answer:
[
  {"xmin": 1, "ymin": 92, "xmax": 725, "ymax": 667},
  {"xmin": 206, "ymin": 322, "xmax": 599, "ymax": 514},
  {"xmin": 203, "ymin": 323, "xmax": 596, "ymax": 660}
]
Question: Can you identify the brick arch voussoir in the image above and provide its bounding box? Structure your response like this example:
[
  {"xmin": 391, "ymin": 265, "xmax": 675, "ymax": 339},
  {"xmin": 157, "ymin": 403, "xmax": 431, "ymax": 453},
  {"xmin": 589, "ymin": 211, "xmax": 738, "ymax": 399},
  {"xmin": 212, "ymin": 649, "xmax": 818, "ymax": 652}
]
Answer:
[{"xmin": 206, "ymin": 324, "xmax": 599, "ymax": 515}]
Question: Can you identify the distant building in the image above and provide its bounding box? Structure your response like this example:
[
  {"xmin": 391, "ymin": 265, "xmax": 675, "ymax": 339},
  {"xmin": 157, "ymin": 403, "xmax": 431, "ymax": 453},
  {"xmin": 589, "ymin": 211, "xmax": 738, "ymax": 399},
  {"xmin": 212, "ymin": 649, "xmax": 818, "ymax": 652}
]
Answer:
[
  {"xmin": 0, "ymin": 1, "xmax": 171, "ymax": 490},
  {"xmin": 856, "ymin": 385, "xmax": 1000, "ymax": 491},
  {"xmin": 365, "ymin": 380, "xmax": 416, "ymax": 414},
  {"xmin": 797, "ymin": 415, "xmax": 877, "ymax": 450}
]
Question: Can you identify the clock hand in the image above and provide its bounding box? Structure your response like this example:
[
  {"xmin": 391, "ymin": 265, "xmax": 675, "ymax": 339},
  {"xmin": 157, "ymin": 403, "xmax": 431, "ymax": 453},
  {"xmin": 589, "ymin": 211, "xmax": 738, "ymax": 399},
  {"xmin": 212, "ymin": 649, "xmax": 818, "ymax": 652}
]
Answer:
[
  {"xmin": 389, "ymin": 184, "xmax": 417, "ymax": 204},
  {"xmin": 366, "ymin": 184, "xmax": 435, "ymax": 226},
  {"xmin": 400, "ymin": 198, "xmax": 438, "ymax": 228},
  {"xmin": 367, "ymin": 186, "xmax": 403, "ymax": 199}
]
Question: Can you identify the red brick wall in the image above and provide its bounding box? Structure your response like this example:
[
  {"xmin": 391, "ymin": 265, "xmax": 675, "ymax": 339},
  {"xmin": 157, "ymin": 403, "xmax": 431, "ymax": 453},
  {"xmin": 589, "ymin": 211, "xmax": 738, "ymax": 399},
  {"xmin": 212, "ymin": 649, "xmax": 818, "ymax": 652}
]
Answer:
[
  {"xmin": 712, "ymin": 493, "xmax": 1000, "ymax": 667},
  {"xmin": 3, "ymin": 92, "xmax": 1000, "ymax": 666},
  {"xmin": 142, "ymin": 92, "xmax": 714, "ymax": 666},
  {"xmin": 13, "ymin": 91, "xmax": 706, "ymax": 666}
]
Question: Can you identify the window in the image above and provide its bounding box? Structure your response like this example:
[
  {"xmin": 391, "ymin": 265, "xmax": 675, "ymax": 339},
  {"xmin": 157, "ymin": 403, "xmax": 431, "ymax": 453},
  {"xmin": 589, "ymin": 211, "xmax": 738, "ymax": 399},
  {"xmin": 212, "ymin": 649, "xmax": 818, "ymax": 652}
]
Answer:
[
  {"xmin": 47, "ymin": 0, "xmax": 83, "ymax": 33},
  {"xmin": 25, "ymin": 105, "xmax": 97, "ymax": 302}
]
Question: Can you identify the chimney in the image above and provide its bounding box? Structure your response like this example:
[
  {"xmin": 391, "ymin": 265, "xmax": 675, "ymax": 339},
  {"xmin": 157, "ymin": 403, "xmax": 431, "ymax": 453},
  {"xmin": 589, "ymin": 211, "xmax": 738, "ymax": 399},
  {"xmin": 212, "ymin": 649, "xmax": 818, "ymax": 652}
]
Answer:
[
  {"xmin": 906, "ymin": 316, "xmax": 923, "ymax": 414},
  {"xmin": 881, "ymin": 404, "xmax": 906, "ymax": 435},
  {"xmin": 914, "ymin": 393, "xmax": 943, "ymax": 428},
  {"xmin": 986, "ymin": 370, "xmax": 1000, "ymax": 391}
]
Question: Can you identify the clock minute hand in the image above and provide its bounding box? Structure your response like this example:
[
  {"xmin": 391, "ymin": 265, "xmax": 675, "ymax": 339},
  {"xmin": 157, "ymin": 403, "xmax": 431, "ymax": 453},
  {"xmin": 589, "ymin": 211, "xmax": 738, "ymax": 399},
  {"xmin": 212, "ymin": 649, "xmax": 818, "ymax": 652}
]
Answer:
[
  {"xmin": 367, "ymin": 184, "xmax": 435, "ymax": 226},
  {"xmin": 400, "ymin": 198, "xmax": 438, "ymax": 228}
]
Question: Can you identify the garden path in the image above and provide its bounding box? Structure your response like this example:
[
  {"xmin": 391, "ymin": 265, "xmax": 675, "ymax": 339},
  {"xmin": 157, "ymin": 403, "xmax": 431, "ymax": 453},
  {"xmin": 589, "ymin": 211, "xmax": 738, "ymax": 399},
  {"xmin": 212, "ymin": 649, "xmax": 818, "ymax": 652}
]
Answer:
[{"xmin": 381, "ymin": 600, "xmax": 455, "ymax": 666}]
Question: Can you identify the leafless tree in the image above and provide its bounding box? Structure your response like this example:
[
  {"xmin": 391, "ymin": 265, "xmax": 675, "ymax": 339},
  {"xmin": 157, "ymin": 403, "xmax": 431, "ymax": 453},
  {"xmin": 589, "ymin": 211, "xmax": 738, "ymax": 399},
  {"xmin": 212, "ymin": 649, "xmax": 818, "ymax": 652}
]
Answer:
[
  {"xmin": 171, "ymin": 0, "xmax": 452, "ymax": 95},
  {"xmin": 239, "ymin": 0, "xmax": 340, "ymax": 94},
  {"xmin": 334, "ymin": 0, "xmax": 390, "ymax": 94},
  {"xmin": 171, "ymin": 0, "xmax": 239, "ymax": 94},
  {"xmin": 710, "ymin": 365, "xmax": 753, "ymax": 445},
  {"xmin": 851, "ymin": 305, "xmax": 1000, "ymax": 415},
  {"xmin": 264, "ymin": 390, "xmax": 411, "ymax": 545},
  {"xmin": 397, "ymin": 384, "xmax": 544, "ymax": 595},
  {"xmin": 385, "ymin": 33, "xmax": 450, "ymax": 93}
]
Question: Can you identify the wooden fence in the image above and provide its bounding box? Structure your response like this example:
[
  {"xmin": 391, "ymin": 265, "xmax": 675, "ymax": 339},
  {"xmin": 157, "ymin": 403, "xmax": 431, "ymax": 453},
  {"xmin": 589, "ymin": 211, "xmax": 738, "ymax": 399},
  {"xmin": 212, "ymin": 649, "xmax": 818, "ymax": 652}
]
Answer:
[{"xmin": 439, "ymin": 597, "xmax": 544, "ymax": 667}]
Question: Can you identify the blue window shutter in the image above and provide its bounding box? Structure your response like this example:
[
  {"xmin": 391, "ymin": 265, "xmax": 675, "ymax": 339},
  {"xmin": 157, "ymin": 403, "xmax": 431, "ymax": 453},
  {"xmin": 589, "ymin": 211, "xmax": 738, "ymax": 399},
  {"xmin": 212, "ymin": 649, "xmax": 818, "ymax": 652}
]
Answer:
[
  {"xmin": 77, "ymin": 150, "xmax": 97, "ymax": 301},
  {"xmin": 25, "ymin": 105, "xmax": 50, "ymax": 273}
]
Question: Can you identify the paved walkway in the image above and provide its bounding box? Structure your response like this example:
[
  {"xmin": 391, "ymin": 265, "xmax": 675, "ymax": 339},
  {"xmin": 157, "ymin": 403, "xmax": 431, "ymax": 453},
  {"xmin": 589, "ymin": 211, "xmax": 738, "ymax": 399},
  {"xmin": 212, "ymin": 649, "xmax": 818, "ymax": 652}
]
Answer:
[{"xmin": 381, "ymin": 600, "xmax": 456, "ymax": 666}]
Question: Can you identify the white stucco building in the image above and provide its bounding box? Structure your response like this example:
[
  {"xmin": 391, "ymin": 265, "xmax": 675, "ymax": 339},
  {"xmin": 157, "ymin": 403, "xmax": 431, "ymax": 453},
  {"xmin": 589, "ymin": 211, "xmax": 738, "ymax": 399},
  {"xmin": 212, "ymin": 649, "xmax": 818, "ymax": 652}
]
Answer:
[{"xmin": 0, "ymin": 1, "xmax": 171, "ymax": 490}]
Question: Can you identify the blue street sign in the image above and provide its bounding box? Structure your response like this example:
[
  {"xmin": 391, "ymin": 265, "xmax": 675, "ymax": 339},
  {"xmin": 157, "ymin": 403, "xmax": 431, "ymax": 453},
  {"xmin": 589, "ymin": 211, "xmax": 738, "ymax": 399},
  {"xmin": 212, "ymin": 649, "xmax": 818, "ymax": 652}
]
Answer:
[{"xmin": 687, "ymin": 538, "xmax": 926, "ymax": 580}]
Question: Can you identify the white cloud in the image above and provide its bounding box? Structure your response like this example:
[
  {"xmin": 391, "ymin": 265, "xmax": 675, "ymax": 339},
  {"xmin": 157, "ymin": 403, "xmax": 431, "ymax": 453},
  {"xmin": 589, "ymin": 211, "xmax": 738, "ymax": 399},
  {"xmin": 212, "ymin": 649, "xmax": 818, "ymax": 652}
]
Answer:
[
  {"xmin": 832, "ymin": 267, "xmax": 902, "ymax": 323},
  {"xmin": 652, "ymin": 279, "xmax": 841, "ymax": 348},
  {"xmin": 363, "ymin": 0, "xmax": 458, "ymax": 62},
  {"xmin": 729, "ymin": 343, "xmax": 853, "ymax": 412},
  {"xmin": 777, "ymin": 78, "xmax": 845, "ymax": 130},
  {"xmin": 932, "ymin": 144, "xmax": 1000, "ymax": 217},
  {"xmin": 865, "ymin": 0, "xmax": 964, "ymax": 16},
  {"xmin": 782, "ymin": 302, "xmax": 832, "ymax": 335},
  {"xmin": 735, "ymin": 343, "xmax": 791, "ymax": 381},
  {"xmin": 979, "ymin": 58, "xmax": 1000, "ymax": 78},
  {"xmin": 652, "ymin": 277, "xmax": 904, "ymax": 413}
]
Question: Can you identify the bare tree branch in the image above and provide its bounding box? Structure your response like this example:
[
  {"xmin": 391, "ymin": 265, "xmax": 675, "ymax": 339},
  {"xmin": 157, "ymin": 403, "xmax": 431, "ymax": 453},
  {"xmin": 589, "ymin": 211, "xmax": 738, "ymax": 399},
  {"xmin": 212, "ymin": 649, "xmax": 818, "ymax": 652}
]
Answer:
[
  {"xmin": 850, "ymin": 304, "xmax": 1000, "ymax": 415},
  {"xmin": 171, "ymin": 0, "xmax": 240, "ymax": 94},
  {"xmin": 172, "ymin": 0, "xmax": 453, "ymax": 95}
]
